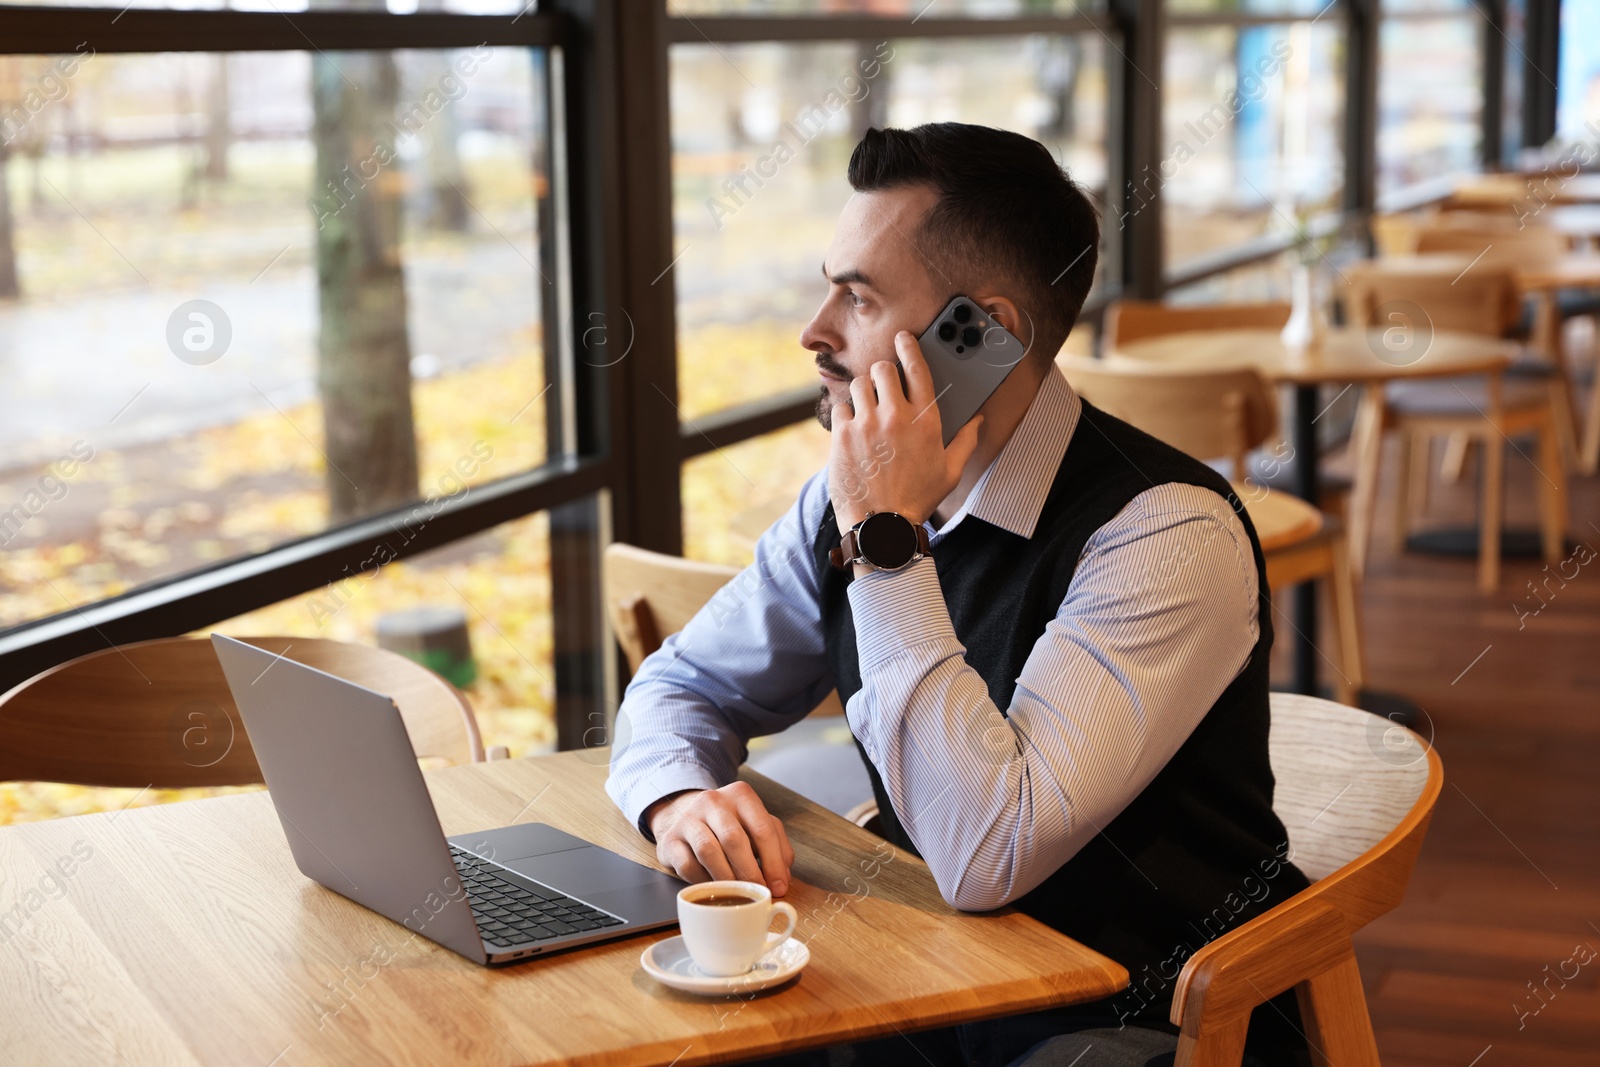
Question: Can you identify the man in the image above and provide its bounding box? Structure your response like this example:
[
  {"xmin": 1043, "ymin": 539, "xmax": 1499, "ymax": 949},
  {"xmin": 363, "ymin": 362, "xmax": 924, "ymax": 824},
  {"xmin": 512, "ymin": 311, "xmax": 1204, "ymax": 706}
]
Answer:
[{"xmin": 606, "ymin": 123, "xmax": 1309, "ymax": 1066}]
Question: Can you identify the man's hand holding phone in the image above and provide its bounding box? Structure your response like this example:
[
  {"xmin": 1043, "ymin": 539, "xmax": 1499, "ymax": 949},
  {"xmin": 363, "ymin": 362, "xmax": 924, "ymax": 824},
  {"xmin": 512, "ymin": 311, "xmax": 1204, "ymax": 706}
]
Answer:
[{"xmin": 828, "ymin": 330, "xmax": 984, "ymax": 534}]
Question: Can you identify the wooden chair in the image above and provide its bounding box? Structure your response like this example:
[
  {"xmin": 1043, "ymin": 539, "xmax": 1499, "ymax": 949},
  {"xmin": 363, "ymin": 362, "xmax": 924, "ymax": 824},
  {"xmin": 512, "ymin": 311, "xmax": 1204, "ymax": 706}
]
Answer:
[
  {"xmin": 0, "ymin": 636, "xmax": 492, "ymax": 789},
  {"xmin": 1414, "ymin": 220, "xmax": 1590, "ymax": 466},
  {"xmin": 1102, "ymin": 300, "xmax": 1292, "ymax": 352},
  {"xmin": 1170, "ymin": 692, "xmax": 1442, "ymax": 1066},
  {"xmin": 1058, "ymin": 358, "xmax": 1365, "ymax": 703},
  {"xmin": 1344, "ymin": 261, "xmax": 1568, "ymax": 591},
  {"xmin": 1101, "ymin": 299, "xmax": 1357, "ymax": 518},
  {"xmin": 601, "ymin": 542, "xmax": 844, "ymax": 718}
]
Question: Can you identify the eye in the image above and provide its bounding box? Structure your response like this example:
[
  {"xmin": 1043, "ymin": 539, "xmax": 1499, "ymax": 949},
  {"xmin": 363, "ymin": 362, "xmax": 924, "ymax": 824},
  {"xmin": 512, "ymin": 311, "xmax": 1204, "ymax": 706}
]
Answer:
[{"xmin": 847, "ymin": 290, "xmax": 866, "ymax": 308}]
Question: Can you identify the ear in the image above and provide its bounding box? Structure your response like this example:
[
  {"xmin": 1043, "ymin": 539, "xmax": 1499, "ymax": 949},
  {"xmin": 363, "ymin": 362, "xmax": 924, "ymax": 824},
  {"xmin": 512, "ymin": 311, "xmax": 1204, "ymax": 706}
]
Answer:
[{"xmin": 971, "ymin": 294, "xmax": 1031, "ymax": 345}]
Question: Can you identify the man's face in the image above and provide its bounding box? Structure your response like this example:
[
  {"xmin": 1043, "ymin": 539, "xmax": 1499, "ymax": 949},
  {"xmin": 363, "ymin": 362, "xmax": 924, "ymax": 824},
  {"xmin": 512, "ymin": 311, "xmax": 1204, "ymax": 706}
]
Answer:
[{"xmin": 800, "ymin": 186, "xmax": 949, "ymax": 429}]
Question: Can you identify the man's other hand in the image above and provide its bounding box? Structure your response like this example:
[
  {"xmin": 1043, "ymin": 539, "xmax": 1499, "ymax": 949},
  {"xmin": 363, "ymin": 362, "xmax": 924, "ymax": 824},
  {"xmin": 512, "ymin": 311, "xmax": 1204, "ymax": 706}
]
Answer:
[{"xmin": 645, "ymin": 782, "xmax": 796, "ymax": 896}]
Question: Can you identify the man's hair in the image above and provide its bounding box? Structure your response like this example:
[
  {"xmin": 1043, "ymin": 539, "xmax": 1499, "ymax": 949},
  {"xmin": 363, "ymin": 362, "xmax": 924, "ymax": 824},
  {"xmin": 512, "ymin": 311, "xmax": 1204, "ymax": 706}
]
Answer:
[{"xmin": 847, "ymin": 123, "xmax": 1100, "ymax": 359}]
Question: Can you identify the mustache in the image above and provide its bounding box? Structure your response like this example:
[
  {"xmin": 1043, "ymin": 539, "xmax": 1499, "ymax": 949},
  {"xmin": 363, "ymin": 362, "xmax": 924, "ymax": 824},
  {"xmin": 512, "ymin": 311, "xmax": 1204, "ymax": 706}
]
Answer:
[{"xmin": 814, "ymin": 353, "xmax": 852, "ymax": 380}]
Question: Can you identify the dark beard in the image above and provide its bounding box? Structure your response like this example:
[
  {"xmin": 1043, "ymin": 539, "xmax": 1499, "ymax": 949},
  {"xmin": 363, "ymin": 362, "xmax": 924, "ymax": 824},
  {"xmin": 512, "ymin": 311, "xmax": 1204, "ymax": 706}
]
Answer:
[{"xmin": 815, "ymin": 385, "xmax": 833, "ymax": 430}]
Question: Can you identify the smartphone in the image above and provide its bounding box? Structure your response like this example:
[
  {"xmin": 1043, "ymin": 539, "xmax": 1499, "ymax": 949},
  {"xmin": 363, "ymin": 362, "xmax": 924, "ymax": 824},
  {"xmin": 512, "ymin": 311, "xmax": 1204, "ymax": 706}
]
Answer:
[{"xmin": 911, "ymin": 295, "xmax": 1031, "ymax": 446}]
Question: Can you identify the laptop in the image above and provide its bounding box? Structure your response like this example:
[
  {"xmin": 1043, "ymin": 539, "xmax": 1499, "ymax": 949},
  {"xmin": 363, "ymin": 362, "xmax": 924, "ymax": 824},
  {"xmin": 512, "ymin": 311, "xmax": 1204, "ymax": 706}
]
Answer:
[{"xmin": 211, "ymin": 633, "xmax": 684, "ymax": 965}]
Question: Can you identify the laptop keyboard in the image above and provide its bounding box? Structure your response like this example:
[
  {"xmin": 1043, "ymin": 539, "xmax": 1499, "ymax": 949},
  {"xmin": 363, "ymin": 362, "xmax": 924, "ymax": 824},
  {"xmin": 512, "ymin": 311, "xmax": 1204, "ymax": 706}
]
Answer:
[{"xmin": 450, "ymin": 845, "xmax": 625, "ymax": 947}]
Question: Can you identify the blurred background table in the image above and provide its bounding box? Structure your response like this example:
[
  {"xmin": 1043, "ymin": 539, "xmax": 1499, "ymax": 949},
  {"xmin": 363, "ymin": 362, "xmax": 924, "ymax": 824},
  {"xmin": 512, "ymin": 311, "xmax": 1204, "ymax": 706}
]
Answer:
[
  {"xmin": 1108, "ymin": 327, "xmax": 1517, "ymax": 703},
  {"xmin": 0, "ymin": 750, "xmax": 1127, "ymax": 1067}
]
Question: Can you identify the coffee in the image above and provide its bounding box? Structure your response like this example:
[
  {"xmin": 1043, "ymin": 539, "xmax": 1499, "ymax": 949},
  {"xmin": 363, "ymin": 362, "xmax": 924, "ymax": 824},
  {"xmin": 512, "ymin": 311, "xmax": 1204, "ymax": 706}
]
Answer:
[{"xmin": 690, "ymin": 892, "xmax": 757, "ymax": 907}]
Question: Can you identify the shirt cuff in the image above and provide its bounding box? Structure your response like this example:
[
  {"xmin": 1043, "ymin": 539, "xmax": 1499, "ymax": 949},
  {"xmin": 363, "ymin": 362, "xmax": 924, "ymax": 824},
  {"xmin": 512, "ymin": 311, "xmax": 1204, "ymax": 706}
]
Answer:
[
  {"xmin": 845, "ymin": 555, "xmax": 957, "ymax": 670},
  {"xmin": 607, "ymin": 763, "xmax": 724, "ymax": 842}
]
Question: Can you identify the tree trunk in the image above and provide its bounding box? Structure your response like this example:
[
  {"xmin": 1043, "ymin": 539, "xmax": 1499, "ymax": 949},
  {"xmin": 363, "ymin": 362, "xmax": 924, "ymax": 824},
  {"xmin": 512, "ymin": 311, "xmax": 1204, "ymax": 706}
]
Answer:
[
  {"xmin": 310, "ymin": 51, "xmax": 419, "ymax": 523},
  {"xmin": 0, "ymin": 143, "xmax": 19, "ymax": 299},
  {"xmin": 204, "ymin": 54, "xmax": 231, "ymax": 182}
]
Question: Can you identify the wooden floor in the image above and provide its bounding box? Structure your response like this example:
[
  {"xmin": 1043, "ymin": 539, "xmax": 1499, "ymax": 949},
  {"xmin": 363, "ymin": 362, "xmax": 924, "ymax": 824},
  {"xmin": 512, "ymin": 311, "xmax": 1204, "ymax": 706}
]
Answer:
[{"xmin": 1334, "ymin": 424, "xmax": 1600, "ymax": 1066}]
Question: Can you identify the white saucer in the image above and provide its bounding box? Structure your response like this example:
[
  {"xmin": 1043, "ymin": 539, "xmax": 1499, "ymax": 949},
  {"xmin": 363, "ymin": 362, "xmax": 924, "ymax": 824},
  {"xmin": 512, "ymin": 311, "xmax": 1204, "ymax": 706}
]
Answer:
[{"xmin": 640, "ymin": 935, "xmax": 809, "ymax": 995}]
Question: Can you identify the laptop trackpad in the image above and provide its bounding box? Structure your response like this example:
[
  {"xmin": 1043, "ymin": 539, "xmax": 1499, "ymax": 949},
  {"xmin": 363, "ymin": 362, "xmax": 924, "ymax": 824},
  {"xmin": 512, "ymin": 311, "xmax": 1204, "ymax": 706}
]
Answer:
[{"xmin": 506, "ymin": 845, "xmax": 672, "ymax": 896}]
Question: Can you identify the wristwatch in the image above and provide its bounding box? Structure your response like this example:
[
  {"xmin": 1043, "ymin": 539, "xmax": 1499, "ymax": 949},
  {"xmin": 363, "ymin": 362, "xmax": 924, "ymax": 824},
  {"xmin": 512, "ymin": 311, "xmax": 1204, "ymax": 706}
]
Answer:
[{"xmin": 829, "ymin": 511, "xmax": 930, "ymax": 572}]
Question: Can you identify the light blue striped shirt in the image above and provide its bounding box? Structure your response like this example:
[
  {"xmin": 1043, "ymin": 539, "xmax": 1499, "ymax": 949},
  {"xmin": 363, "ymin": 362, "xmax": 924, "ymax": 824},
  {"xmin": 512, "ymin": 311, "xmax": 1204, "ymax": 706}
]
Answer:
[{"xmin": 606, "ymin": 366, "xmax": 1260, "ymax": 911}]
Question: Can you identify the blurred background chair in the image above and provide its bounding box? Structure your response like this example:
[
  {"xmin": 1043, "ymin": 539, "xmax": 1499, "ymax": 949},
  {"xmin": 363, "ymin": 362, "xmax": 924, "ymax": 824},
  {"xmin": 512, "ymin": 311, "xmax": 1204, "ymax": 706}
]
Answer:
[
  {"xmin": 1059, "ymin": 357, "xmax": 1365, "ymax": 704},
  {"xmin": 1344, "ymin": 261, "xmax": 1568, "ymax": 591},
  {"xmin": 0, "ymin": 635, "xmax": 494, "ymax": 789},
  {"xmin": 1101, "ymin": 299, "xmax": 1355, "ymax": 518},
  {"xmin": 1169, "ymin": 692, "xmax": 1441, "ymax": 1066},
  {"xmin": 601, "ymin": 542, "xmax": 870, "ymax": 822}
]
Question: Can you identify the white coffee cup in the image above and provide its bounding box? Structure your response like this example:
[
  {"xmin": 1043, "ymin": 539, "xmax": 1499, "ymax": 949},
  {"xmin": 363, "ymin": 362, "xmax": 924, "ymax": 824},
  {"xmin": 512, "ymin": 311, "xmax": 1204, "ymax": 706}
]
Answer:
[{"xmin": 676, "ymin": 880, "xmax": 798, "ymax": 977}]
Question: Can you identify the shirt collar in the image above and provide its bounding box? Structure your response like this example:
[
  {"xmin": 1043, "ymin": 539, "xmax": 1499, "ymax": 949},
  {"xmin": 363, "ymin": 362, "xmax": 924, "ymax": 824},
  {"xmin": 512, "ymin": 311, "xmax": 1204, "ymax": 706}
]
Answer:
[{"xmin": 928, "ymin": 363, "xmax": 1081, "ymax": 544}]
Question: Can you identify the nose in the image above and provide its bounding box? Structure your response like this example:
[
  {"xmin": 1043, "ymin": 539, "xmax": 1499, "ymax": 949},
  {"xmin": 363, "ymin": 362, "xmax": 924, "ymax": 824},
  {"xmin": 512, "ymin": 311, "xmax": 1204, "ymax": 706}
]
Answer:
[{"xmin": 799, "ymin": 303, "xmax": 837, "ymax": 357}]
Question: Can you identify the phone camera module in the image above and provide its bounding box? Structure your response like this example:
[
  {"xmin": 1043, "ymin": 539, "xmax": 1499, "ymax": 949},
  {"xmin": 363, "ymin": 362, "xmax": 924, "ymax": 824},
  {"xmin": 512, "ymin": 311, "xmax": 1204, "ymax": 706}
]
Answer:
[
  {"xmin": 937, "ymin": 321, "xmax": 957, "ymax": 343},
  {"xmin": 961, "ymin": 325, "xmax": 982, "ymax": 347},
  {"xmin": 952, "ymin": 303, "xmax": 973, "ymax": 324}
]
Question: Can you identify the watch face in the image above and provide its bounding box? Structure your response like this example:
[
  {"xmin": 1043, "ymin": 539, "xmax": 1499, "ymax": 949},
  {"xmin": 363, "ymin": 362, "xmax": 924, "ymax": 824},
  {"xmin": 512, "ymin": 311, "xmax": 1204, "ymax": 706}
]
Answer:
[{"xmin": 857, "ymin": 512, "xmax": 919, "ymax": 570}]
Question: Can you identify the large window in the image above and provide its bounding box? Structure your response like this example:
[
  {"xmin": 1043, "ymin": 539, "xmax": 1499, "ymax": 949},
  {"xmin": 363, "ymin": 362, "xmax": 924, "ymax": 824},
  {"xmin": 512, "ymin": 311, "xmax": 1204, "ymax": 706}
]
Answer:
[
  {"xmin": 1376, "ymin": 0, "xmax": 1484, "ymax": 196},
  {"xmin": 1163, "ymin": 19, "xmax": 1346, "ymax": 269},
  {"xmin": 0, "ymin": 1, "xmax": 1503, "ymax": 795},
  {"xmin": 0, "ymin": 44, "xmax": 551, "ymax": 629},
  {"xmin": 1557, "ymin": 0, "xmax": 1600, "ymax": 141}
]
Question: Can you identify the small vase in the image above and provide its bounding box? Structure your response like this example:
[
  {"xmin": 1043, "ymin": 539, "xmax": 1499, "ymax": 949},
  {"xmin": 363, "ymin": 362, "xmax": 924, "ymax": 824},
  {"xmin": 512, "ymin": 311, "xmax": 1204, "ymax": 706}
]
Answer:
[{"xmin": 1280, "ymin": 262, "xmax": 1328, "ymax": 354}]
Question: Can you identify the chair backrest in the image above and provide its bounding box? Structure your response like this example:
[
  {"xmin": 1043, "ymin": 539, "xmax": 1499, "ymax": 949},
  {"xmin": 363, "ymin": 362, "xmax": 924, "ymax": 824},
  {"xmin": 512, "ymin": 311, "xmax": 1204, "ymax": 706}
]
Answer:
[
  {"xmin": 0, "ymin": 636, "xmax": 484, "ymax": 788},
  {"xmin": 1102, "ymin": 300, "xmax": 1291, "ymax": 352},
  {"xmin": 602, "ymin": 542, "xmax": 844, "ymax": 716},
  {"xmin": 1058, "ymin": 356, "xmax": 1278, "ymax": 475},
  {"xmin": 1168, "ymin": 694, "xmax": 1443, "ymax": 1062},
  {"xmin": 1345, "ymin": 259, "xmax": 1521, "ymax": 338},
  {"xmin": 1267, "ymin": 693, "xmax": 1434, "ymax": 883},
  {"xmin": 602, "ymin": 543, "xmax": 741, "ymax": 675},
  {"xmin": 1415, "ymin": 219, "xmax": 1569, "ymax": 266}
]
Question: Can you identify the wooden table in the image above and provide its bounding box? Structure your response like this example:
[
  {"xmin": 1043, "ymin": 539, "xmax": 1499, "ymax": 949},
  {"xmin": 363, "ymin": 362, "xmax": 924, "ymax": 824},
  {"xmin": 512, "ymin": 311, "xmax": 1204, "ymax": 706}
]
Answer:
[
  {"xmin": 1109, "ymin": 327, "xmax": 1518, "ymax": 697},
  {"xmin": 0, "ymin": 752, "xmax": 1126, "ymax": 1067}
]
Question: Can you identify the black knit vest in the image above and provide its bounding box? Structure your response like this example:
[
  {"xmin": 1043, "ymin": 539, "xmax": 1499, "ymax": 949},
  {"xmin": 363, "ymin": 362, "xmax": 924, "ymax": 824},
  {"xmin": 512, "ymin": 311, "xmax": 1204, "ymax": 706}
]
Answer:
[{"xmin": 813, "ymin": 400, "xmax": 1310, "ymax": 1030}]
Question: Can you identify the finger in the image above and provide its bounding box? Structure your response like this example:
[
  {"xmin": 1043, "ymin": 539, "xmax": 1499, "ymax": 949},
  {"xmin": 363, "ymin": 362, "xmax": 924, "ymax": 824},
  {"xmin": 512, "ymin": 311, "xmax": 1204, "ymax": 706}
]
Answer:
[
  {"xmin": 706, "ymin": 805, "xmax": 767, "ymax": 885},
  {"xmin": 831, "ymin": 399, "xmax": 853, "ymax": 428},
  {"xmin": 869, "ymin": 360, "xmax": 907, "ymax": 412},
  {"xmin": 772, "ymin": 815, "xmax": 796, "ymax": 874},
  {"xmin": 732, "ymin": 795, "xmax": 790, "ymax": 892},
  {"xmin": 681, "ymin": 819, "xmax": 738, "ymax": 882},
  {"xmin": 946, "ymin": 414, "xmax": 984, "ymax": 481},
  {"xmin": 894, "ymin": 330, "xmax": 936, "ymax": 407},
  {"xmin": 849, "ymin": 369, "xmax": 877, "ymax": 418},
  {"xmin": 661, "ymin": 836, "xmax": 712, "ymax": 883}
]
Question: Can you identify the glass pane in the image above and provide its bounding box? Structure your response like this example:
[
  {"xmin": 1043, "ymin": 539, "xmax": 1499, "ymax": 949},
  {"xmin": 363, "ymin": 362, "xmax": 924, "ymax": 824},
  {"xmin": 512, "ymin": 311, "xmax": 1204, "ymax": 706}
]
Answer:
[
  {"xmin": 1558, "ymin": 0, "xmax": 1600, "ymax": 141},
  {"xmin": 0, "ymin": 47, "xmax": 549, "ymax": 631},
  {"xmin": 670, "ymin": 33, "xmax": 1109, "ymax": 421},
  {"xmin": 671, "ymin": 0, "xmax": 1099, "ymax": 14},
  {"xmin": 1163, "ymin": 22, "xmax": 1346, "ymax": 268},
  {"xmin": 0, "ymin": 509, "xmax": 554, "ymax": 824},
  {"xmin": 683, "ymin": 421, "xmax": 831, "ymax": 567},
  {"xmin": 1376, "ymin": 15, "xmax": 1482, "ymax": 195}
]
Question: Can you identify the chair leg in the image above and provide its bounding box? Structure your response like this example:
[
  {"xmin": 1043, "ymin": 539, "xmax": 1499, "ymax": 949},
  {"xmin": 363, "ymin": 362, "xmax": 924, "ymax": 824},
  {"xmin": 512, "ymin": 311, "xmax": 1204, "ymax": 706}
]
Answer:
[
  {"xmin": 1480, "ymin": 432, "xmax": 1504, "ymax": 594},
  {"xmin": 1175, "ymin": 1018, "xmax": 1250, "ymax": 1067},
  {"xmin": 1347, "ymin": 390, "xmax": 1386, "ymax": 578},
  {"xmin": 1440, "ymin": 430, "xmax": 1472, "ymax": 483},
  {"xmin": 1390, "ymin": 429, "xmax": 1414, "ymax": 555},
  {"xmin": 1583, "ymin": 359, "xmax": 1600, "ymax": 476},
  {"xmin": 1535, "ymin": 416, "xmax": 1569, "ymax": 566},
  {"xmin": 1326, "ymin": 535, "xmax": 1365, "ymax": 705},
  {"xmin": 1295, "ymin": 954, "xmax": 1381, "ymax": 1067}
]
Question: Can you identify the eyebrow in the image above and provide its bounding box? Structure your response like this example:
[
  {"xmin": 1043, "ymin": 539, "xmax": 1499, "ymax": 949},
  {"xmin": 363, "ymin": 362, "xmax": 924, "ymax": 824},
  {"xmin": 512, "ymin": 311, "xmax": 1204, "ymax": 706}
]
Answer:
[{"xmin": 822, "ymin": 261, "xmax": 874, "ymax": 288}]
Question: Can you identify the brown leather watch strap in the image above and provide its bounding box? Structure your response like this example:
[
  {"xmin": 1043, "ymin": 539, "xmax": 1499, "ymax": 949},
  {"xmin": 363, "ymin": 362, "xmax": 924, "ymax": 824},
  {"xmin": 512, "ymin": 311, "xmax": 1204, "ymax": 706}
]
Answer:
[{"xmin": 829, "ymin": 521, "xmax": 930, "ymax": 571}]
